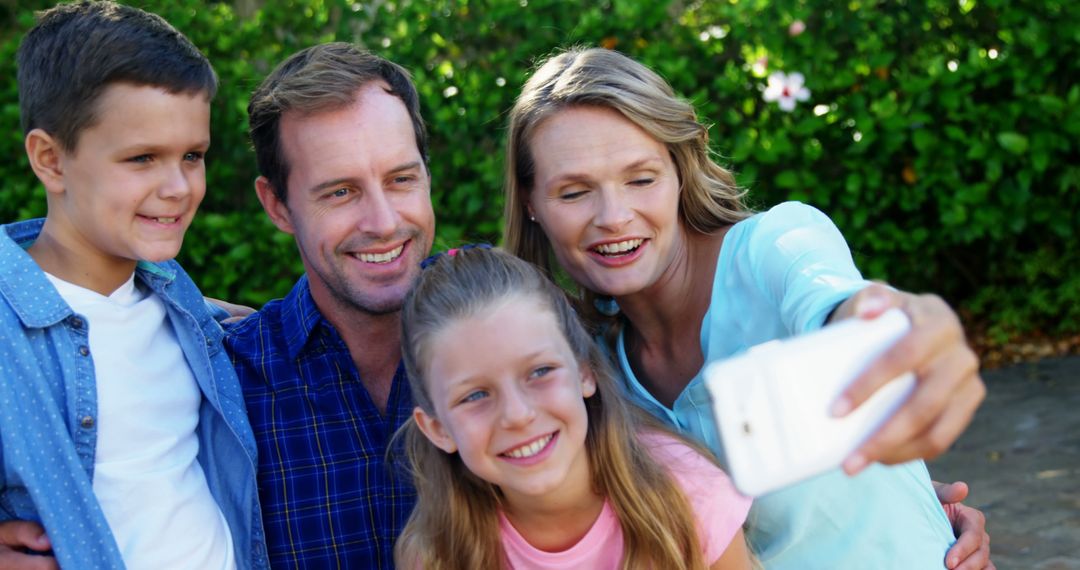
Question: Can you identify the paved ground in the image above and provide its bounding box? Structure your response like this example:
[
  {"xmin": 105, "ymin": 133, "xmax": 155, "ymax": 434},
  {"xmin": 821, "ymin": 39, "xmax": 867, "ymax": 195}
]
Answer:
[{"xmin": 929, "ymin": 355, "xmax": 1080, "ymax": 570}]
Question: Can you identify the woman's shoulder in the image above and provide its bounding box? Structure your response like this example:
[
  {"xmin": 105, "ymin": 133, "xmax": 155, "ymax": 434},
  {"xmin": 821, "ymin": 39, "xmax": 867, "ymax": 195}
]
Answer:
[
  {"xmin": 735, "ymin": 201, "xmax": 836, "ymax": 239},
  {"xmin": 725, "ymin": 200, "xmax": 849, "ymax": 272}
]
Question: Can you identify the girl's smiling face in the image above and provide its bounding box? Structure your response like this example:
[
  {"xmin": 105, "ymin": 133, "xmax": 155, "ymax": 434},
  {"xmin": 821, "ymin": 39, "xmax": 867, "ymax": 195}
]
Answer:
[{"xmin": 413, "ymin": 294, "xmax": 596, "ymax": 509}]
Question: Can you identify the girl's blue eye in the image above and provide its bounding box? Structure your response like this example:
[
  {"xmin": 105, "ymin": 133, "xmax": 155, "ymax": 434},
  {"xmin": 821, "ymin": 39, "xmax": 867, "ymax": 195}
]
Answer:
[
  {"xmin": 184, "ymin": 151, "xmax": 205, "ymax": 162},
  {"xmin": 129, "ymin": 154, "xmax": 152, "ymax": 164},
  {"xmin": 629, "ymin": 177, "xmax": 654, "ymax": 186}
]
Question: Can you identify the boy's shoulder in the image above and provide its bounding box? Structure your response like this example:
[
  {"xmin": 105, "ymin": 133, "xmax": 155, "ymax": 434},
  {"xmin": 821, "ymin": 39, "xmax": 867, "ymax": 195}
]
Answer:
[{"xmin": 0, "ymin": 219, "xmax": 70, "ymax": 326}]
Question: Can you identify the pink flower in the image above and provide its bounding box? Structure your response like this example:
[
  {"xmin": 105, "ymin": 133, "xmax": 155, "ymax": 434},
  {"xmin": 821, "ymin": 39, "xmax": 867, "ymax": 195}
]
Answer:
[
  {"xmin": 763, "ymin": 71, "xmax": 811, "ymax": 112},
  {"xmin": 789, "ymin": 20, "xmax": 806, "ymax": 37}
]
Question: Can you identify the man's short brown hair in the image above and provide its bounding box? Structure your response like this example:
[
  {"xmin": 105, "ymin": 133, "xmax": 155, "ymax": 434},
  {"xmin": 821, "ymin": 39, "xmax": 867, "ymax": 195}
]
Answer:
[{"xmin": 248, "ymin": 42, "xmax": 428, "ymax": 203}]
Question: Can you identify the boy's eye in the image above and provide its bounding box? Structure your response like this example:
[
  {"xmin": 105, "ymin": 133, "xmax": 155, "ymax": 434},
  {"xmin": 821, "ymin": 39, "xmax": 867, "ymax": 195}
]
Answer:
[
  {"xmin": 460, "ymin": 390, "xmax": 488, "ymax": 404},
  {"xmin": 128, "ymin": 154, "xmax": 153, "ymax": 164},
  {"xmin": 392, "ymin": 175, "xmax": 414, "ymax": 185},
  {"xmin": 184, "ymin": 151, "xmax": 205, "ymax": 162},
  {"xmin": 530, "ymin": 365, "xmax": 554, "ymax": 379}
]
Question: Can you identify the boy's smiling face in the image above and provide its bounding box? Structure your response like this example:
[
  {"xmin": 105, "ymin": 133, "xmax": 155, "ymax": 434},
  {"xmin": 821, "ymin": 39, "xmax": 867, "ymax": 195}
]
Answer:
[{"xmin": 31, "ymin": 82, "xmax": 210, "ymax": 290}]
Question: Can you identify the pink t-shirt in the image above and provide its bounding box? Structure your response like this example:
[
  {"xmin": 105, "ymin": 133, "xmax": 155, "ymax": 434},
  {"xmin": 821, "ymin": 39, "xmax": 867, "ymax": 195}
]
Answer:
[{"xmin": 498, "ymin": 432, "xmax": 752, "ymax": 569}]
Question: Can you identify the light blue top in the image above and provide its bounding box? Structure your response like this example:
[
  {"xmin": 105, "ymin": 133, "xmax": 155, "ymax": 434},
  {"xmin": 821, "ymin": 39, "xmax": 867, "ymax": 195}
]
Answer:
[
  {"xmin": 615, "ymin": 202, "xmax": 955, "ymax": 569},
  {"xmin": 0, "ymin": 219, "xmax": 269, "ymax": 569}
]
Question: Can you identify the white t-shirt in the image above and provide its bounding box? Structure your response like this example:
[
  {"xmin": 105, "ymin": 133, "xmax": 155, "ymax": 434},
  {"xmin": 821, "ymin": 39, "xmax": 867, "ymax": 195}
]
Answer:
[{"xmin": 46, "ymin": 272, "xmax": 236, "ymax": 570}]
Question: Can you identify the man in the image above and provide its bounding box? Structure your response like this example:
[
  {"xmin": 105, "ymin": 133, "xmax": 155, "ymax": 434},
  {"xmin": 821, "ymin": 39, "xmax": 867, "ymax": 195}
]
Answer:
[{"xmin": 223, "ymin": 43, "xmax": 433, "ymax": 568}]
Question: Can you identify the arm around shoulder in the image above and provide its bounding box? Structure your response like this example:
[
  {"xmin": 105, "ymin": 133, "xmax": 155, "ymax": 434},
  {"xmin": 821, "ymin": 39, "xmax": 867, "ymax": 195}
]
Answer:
[{"xmin": 0, "ymin": 520, "xmax": 57, "ymax": 570}]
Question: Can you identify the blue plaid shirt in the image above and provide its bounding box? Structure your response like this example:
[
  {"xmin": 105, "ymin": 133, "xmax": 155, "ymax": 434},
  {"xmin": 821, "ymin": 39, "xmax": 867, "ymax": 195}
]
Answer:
[{"xmin": 223, "ymin": 275, "xmax": 415, "ymax": 569}]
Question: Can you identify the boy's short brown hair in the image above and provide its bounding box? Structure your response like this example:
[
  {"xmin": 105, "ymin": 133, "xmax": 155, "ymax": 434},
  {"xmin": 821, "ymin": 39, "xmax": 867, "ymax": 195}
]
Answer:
[{"xmin": 17, "ymin": 0, "xmax": 217, "ymax": 151}]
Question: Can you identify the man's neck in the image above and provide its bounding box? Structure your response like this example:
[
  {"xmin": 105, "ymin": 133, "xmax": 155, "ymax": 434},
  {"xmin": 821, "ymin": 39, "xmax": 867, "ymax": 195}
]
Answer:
[{"xmin": 315, "ymin": 296, "xmax": 403, "ymax": 414}]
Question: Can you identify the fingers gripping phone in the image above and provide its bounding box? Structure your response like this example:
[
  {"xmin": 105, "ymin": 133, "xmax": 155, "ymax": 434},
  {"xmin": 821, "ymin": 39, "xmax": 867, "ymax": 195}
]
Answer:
[{"xmin": 703, "ymin": 308, "xmax": 915, "ymax": 497}]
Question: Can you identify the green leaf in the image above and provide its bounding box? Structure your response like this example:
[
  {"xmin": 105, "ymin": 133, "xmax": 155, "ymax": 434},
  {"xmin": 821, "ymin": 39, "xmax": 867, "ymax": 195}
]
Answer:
[
  {"xmin": 775, "ymin": 170, "xmax": 800, "ymax": 189},
  {"xmin": 997, "ymin": 132, "xmax": 1030, "ymax": 155},
  {"xmin": 1032, "ymin": 151, "xmax": 1050, "ymax": 173},
  {"xmin": 912, "ymin": 129, "xmax": 935, "ymax": 152}
]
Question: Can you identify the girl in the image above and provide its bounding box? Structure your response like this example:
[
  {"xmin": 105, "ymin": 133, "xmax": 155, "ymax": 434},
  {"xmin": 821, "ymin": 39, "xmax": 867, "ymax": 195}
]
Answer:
[
  {"xmin": 394, "ymin": 247, "xmax": 753, "ymax": 569},
  {"xmin": 502, "ymin": 47, "xmax": 989, "ymax": 568}
]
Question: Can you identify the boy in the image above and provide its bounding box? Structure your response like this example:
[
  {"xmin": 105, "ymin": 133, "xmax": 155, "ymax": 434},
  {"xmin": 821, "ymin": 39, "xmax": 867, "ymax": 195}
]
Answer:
[{"xmin": 0, "ymin": 2, "xmax": 266, "ymax": 568}]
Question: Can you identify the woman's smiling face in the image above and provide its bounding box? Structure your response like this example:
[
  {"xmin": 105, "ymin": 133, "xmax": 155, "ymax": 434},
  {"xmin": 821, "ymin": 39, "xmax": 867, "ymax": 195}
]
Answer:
[{"xmin": 526, "ymin": 105, "xmax": 684, "ymax": 299}]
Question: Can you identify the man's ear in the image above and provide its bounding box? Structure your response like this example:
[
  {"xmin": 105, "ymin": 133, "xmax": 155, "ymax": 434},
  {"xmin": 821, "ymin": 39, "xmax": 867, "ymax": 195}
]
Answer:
[
  {"xmin": 25, "ymin": 129, "xmax": 66, "ymax": 195},
  {"xmin": 413, "ymin": 406, "xmax": 458, "ymax": 454},
  {"xmin": 255, "ymin": 176, "xmax": 295, "ymax": 235}
]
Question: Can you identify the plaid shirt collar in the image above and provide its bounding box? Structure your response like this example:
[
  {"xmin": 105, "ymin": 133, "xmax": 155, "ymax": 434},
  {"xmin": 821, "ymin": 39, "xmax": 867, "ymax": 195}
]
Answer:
[{"xmin": 280, "ymin": 274, "xmax": 328, "ymax": 361}]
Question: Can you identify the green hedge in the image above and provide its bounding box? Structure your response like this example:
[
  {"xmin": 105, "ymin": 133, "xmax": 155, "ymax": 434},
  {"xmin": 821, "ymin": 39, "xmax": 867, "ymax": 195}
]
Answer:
[{"xmin": 2, "ymin": 0, "xmax": 1077, "ymax": 342}]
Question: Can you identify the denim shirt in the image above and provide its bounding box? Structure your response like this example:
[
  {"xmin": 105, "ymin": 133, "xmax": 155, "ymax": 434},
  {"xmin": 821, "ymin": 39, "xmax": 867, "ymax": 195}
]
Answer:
[{"xmin": 0, "ymin": 219, "xmax": 269, "ymax": 569}]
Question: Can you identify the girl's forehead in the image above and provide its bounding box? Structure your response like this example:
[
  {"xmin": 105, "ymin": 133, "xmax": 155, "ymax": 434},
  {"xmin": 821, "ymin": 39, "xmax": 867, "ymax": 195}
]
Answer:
[{"xmin": 421, "ymin": 294, "xmax": 570, "ymax": 386}]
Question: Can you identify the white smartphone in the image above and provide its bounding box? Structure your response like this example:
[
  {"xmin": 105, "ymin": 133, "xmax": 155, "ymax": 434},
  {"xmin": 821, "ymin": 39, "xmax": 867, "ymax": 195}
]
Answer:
[{"xmin": 703, "ymin": 308, "xmax": 915, "ymax": 497}]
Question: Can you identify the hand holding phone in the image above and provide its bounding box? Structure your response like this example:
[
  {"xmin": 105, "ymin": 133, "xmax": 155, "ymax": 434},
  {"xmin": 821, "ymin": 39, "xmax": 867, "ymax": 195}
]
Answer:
[{"xmin": 703, "ymin": 309, "xmax": 915, "ymax": 497}]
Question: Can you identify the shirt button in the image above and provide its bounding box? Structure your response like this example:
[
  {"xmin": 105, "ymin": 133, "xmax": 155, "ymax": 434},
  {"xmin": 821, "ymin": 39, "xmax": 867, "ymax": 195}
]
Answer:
[
  {"xmin": 80, "ymin": 416, "xmax": 95, "ymax": 429},
  {"xmin": 78, "ymin": 345, "xmax": 90, "ymax": 356},
  {"xmin": 70, "ymin": 316, "xmax": 84, "ymax": 329}
]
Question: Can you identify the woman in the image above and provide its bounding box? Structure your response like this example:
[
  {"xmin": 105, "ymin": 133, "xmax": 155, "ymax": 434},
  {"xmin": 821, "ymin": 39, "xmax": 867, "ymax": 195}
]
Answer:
[{"xmin": 503, "ymin": 47, "xmax": 989, "ymax": 569}]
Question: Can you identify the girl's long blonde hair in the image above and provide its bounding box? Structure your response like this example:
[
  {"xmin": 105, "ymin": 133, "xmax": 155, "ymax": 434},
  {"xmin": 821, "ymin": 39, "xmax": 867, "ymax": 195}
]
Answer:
[{"xmin": 394, "ymin": 247, "xmax": 714, "ymax": 569}]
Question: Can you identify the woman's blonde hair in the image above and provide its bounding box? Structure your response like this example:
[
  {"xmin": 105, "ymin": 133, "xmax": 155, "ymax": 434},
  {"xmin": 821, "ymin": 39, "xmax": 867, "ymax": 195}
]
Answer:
[
  {"xmin": 394, "ymin": 247, "xmax": 713, "ymax": 569},
  {"xmin": 503, "ymin": 47, "xmax": 751, "ymax": 307}
]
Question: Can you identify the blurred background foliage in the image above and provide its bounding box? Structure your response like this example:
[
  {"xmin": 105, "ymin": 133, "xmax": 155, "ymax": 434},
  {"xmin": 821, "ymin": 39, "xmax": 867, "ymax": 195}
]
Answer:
[{"xmin": 1, "ymin": 0, "xmax": 1077, "ymax": 343}]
